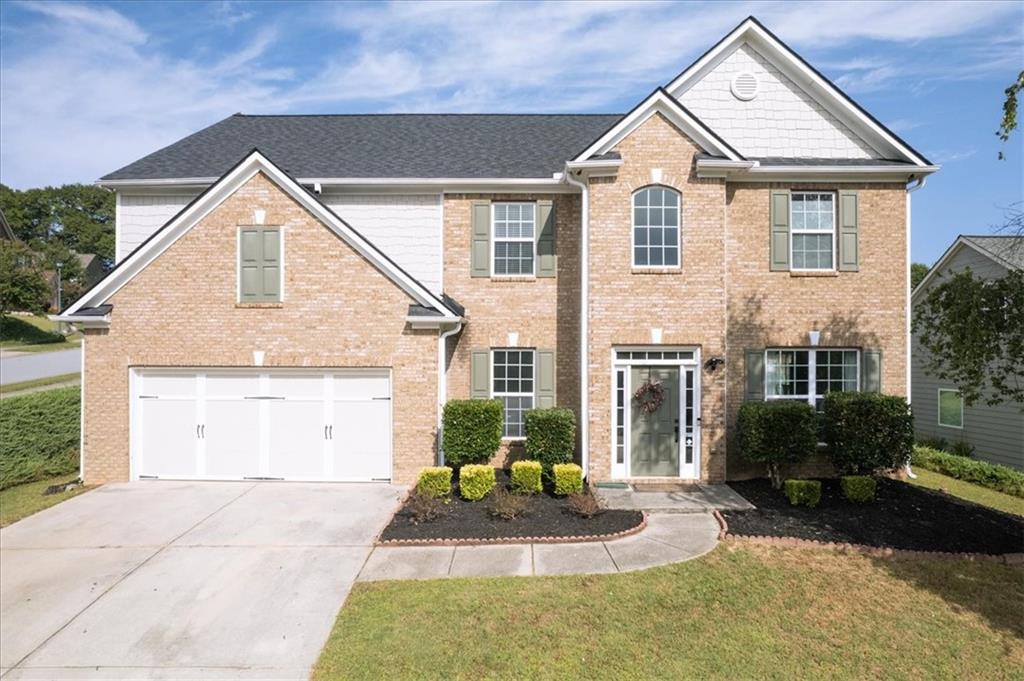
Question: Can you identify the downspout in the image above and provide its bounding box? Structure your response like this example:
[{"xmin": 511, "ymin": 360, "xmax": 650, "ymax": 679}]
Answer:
[
  {"xmin": 904, "ymin": 175, "xmax": 927, "ymax": 479},
  {"xmin": 436, "ymin": 320, "xmax": 463, "ymax": 465},
  {"xmin": 563, "ymin": 167, "xmax": 590, "ymax": 478}
]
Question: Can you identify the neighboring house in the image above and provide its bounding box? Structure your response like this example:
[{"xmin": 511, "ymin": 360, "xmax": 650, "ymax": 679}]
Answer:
[
  {"xmin": 911, "ymin": 235, "xmax": 1024, "ymax": 470},
  {"xmin": 58, "ymin": 17, "xmax": 938, "ymax": 486},
  {"xmin": 45, "ymin": 253, "xmax": 106, "ymax": 311}
]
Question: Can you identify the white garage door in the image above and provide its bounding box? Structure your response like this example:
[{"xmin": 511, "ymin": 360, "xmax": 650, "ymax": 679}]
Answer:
[{"xmin": 131, "ymin": 369, "xmax": 392, "ymax": 482}]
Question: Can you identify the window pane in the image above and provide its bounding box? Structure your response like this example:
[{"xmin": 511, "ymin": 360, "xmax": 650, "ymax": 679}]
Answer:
[
  {"xmin": 634, "ymin": 228, "xmax": 648, "ymax": 246},
  {"xmin": 634, "ymin": 190, "xmax": 648, "ymax": 207},
  {"xmin": 650, "ymin": 228, "xmax": 663, "ymax": 246},
  {"xmin": 664, "ymin": 228, "xmax": 678, "ymax": 246},
  {"xmin": 664, "ymin": 207, "xmax": 678, "ymax": 227},
  {"xmin": 938, "ymin": 391, "xmax": 963, "ymax": 427},
  {"xmin": 650, "ymin": 248, "xmax": 663, "ymax": 266},
  {"xmin": 634, "ymin": 247, "xmax": 647, "ymax": 266},
  {"xmin": 664, "ymin": 248, "xmax": 678, "ymax": 266},
  {"xmin": 634, "ymin": 207, "xmax": 647, "ymax": 226}
]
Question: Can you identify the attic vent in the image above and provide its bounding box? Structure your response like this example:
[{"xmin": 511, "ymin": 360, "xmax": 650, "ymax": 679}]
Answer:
[{"xmin": 731, "ymin": 71, "xmax": 759, "ymax": 101}]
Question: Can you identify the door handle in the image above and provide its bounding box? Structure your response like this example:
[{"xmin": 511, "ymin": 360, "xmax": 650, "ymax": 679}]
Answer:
[
  {"xmin": 201, "ymin": 424, "xmax": 205, "ymax": 439},
  {"xmin": 329, "ymin": 425, "xmax": 333, "ymax": 439},
  {"xmin": 324, "ymin": 425, "xmax": 329, "ymax": 440}
]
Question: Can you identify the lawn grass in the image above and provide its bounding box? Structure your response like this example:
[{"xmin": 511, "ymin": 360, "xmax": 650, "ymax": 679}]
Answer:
[
  {"xmin": 0, "ymin": 314, "xmax": 81, "ymax": 351},
  {"xmin": 0, "ymin": 386, "xmax": 80, "ymax": 489},
  {"xmin": 910, "ymin": 468, "xmax": 1024, "ymax": 517},
  {"xmin": 0, "ymin": 475, "xmax": 90, "ymax": 527},
  {"xmin": 314, "ymin": 544, "xmax": 1024, "ymax": 680},
  {"xmin": 0, "ymin": 372, "xmax": 80, "ymax": 397}
]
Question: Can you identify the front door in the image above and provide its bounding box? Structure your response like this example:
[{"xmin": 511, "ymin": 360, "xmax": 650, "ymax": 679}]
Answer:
[{"xmin": 630, "ymin": 366, "xmax": 680, "ymax": 476}]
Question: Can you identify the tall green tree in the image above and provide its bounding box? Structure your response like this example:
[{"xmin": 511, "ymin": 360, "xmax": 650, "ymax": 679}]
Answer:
[
  {"xmin": 910, "ymin": 262, "xmax": 929, "ymax": 290},
  {"xmin": 997, "ymin": 70, "xmax": 1024, "ymax": 160},
  {"xmin": 0, "ymin": 183, "xmax": 114, "ymax": 263},
  {"xmin": 0, "ymin": 242, "xmax": 48, "ymax": 314}
]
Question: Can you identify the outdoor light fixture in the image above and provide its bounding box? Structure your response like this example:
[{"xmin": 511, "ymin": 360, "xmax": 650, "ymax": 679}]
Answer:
[
  {"xmin": 809, "ymin": 329, "xmax": 821, "ymax": 346},
  {"xmin": 704, "ymin": 356, "xmax": 725, "ymax": 372}
]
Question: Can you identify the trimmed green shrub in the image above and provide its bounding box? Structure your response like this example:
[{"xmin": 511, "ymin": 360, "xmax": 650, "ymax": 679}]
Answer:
[
  {"xmin": 416, "ymin": 467, "xmax": 452, "ymax": 498},
  {"xmin": 823, "ymin": 392, "xmax": 913, "ymax": 475},
  {"xmin": 0, "ymin": 386, "xmax": 80, "ymax": 490},
  {"xmin": 510, "ymin": 460, "xmax": 542, "ymax": 495},
  {"xmin": 949, "ymin": 440, "xmax": 975, "ymax": 459},
  {"xmin": 442, "ymin": 400, "xmax": 503, "ymax": 467},
  {"xmin": 912, "ymin": 446, "xmax": 1024, "ymax": 498},
  {"xmin": 783, "ymin": 479, "xmax": 821, "ymax": 508},
  {"xmin": 525, "ymin": 408, "xmax": 576, "ymax": 474},
  {"xmin": 459, "ymin": 465, "xmax": 496, "ymax": 501},
  {"xmin": 552, "ymin": 463, "xmax": 583, "ymax": 496},
  {"xmin": 840, "ymin": 475, "xmax": 877, "ymax": 503},
  {"xmin": 737, "ymin": 401, "xmax": 818, "ymax": 489}
]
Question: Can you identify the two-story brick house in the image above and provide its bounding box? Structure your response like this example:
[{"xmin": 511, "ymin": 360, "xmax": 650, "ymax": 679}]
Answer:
[{"xmin": 59, "ymin": 17, "xmax": 937, "ymax": 486}]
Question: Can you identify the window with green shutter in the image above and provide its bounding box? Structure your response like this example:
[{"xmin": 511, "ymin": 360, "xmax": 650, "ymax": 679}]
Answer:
[{"xmin": 238, "ymin": 226, "xmax": 282, "ymax": 302}]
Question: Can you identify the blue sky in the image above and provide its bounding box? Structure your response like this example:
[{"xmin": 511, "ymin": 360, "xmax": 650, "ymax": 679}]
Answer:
[{"xmin": 0, "ymin": 0, "xmax": 1021, "ymax": 264}]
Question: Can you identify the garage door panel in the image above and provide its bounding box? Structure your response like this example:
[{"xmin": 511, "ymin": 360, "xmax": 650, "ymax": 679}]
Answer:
[
  {"xmin": 333, "ymin": 401, "xmax": 390, "ymax": 480},
  {"xmin": 334, "ymin": 372, "xmax": 389, "ymax": 399},
  {"xmin": 140, "ymin": 373, "xmax": 196, "ymax": 398},
  {"xmin": 206, "ymin": 372, "xmax": 260, "ymax": 398},
  {"xmin": 138, "ymin": 399, "xmax": 197, "ymax": 478},
  {"xmin": 269, "ymin": 374, "xmax": 325, "ymax": 400},
  {"xmin": 267, "ymin": 400, "xmax": 327, "ymax": 480},
  {"xmin": 204, "ymin": 400, "xmax": 261, "ymax": 478}
]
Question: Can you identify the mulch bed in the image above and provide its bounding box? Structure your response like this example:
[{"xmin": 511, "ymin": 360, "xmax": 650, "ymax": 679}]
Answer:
[
  {"xmin": 723, "ymin": 478, "xmax": 1024, "ymax": 555},
  {"xmin": 379, "ymin": 470, "xmax": 644, "ymax": 544}
]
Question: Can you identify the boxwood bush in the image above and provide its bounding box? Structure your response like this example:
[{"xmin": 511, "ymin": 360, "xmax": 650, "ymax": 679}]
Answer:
[
  {"xmin": 525, "ymin": 408, "xmax": 576, "ymax": 474},
  {"xmin": 912, "ymin": 446, "xmax": 1024, "ymax": 498},
  {"xmin": 458, "ymin": 465, "xmax": 496, "ymax": 501},
  {"xmin": 823, "ymin": 393, "xmax": 913, "ymax": 475},
  {"xmin": 442, "ymin": 400, "xmax": 503, "ymax": 467},
  {"xmin": 510, "ymin": 460, "xmax": 542, "ymax": 495},
  {"xmin": 0, "ymin": 386, "xmax": 80, "ymax": 490},
  {"xmin": 737, "ymin": 401, "xmax": 817, "ymax": 489},
  {"xmin": 552, "ymin": 463, "xmax": 584, "ymax": 496},
  {"xmin": 840, "ymin": 475, "xmax": 877, "ymax": 503},
  {"xmin": 783, "ymin": 479, "xmax": 821, "ymax": 508},
  {"xmin": 416, "ymin": 467, "xmax": 452, "ymax": 498}
]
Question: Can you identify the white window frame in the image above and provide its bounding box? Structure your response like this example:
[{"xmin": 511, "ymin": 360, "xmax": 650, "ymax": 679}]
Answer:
[
  {"xmin": 236, "ymin": 226, "xmax": 285, "ymax": 304},
  {"xmin": 490, "ymin": 348, "xmax": 535, "ymax": 440},
  {"xmin": 789, "ymin": 191, "xmax": 837, "ymax": 272},
  {"xmin": 490, "ymin": 202, "xmax": 536, "ymax": 278},
  {"xmin": 764, "ymin": 348, "xmax": 860, "ymax": 409},
  {"xmin": 937, "ymin": 389, "xmax": 964, "ymax": 429},
  {"xmin": 631, "ymin": 186, "xmax": 681, "ymax": 269}
]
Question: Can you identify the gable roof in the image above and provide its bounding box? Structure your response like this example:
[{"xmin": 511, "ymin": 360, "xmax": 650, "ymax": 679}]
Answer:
[
  {"xmin": 64, "ymin": 149, "xmax": 460, "ymax": 321},
  {"xmin": 100, "ymin": 114, "xmax": 623, "ymax": 183},
  {"xmin": 666, "ymin": 16, "xmax": 932, "ymax": 167},
  {"xmin": 912, "ymin": 235, "xmax": 1023, "ymax": 300}
]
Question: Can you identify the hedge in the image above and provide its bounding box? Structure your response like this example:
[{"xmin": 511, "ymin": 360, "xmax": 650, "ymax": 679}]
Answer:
[
  {"xmin": 510, "ymin": 460, "xmax": 542, "ymax": 495},
  {"xmin": 416, "ymin": 467, "xmax": 452, "ymax": 498},
  {"xmin": 525, "ymin": 408, "xmax": 576, "ymax": 474},
  {"xmin": 442, "ymin": 400, "xmax": 503, "ymax": 467},
  {"xmin": 823, "ymin": 393, "xmax": 913, "ymax": 475},
  {"xmin": 737, "ymin": 401, "xmax": 817, "ymax": 489},
  {"xmin": 459, "ymin": 465, "xmax": 496, "ymax": 501},
  {"xmin": 783, "ymin": 479, "xmax": 821, "ymax": 508},
  {"xmin": 0, "ymin": 386, "xmax": 80, "ymax": 490},
  {"xmin": 912, "ymin": 446, "xmax": 1024, "ymax": 498},
  {"xmin": 552, "ymin": 463, "xmax": 583, "ymax": 496},
  {"xmin": 840, "ymin": 475, "xmax": 877, "ymax": 503}
]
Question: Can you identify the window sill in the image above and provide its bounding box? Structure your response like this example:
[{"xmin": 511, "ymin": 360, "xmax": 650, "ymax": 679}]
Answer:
[
  {"xmin": 235, "ymin": 302, "xmax": 284, "ymax": 309},
  {"xmin": 789, "ymin": 270, "xmax": 838, "ymax": 278},
  {"xmin": 631, "ymin": 268, "xmax": 682, "ymax": 275},
  {"xmin": 490, "ymin": 276, "xmax": 537, "ymax": 283}
]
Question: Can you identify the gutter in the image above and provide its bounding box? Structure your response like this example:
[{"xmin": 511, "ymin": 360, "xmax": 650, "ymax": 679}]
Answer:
[
  {"xmin": 904, "ymin": 175, "xmax": 928, "ymax": 480},
  {"xmin": 563, "ymin": 166, "xmax": 590, "ymax": 479},
  {"xmin": 436, "ymin": 320, "xmax": 464, "ymax": 465}
]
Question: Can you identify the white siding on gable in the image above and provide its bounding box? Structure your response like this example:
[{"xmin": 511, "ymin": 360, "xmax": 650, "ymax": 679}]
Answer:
[
  {"xmin": 677, "ymin": 44, "xmax": 880, "ymax": 160},
  {"xmin": 322, "ymin": 193, "xmax": 443, "ymax": 293},
  {"xmin": 118, "ymin": 193, "xmax": 198, "ymax": 262}
]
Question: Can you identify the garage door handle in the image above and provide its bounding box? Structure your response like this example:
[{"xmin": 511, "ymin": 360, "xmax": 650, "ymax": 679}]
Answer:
[
  {"xmin": 329, "ymin": 425, "xmax": 333, "ymax": 439},
  {"xmin": 196, "ymin": 424, "xmax": 201, "ymax": 439},
  {"xmin": 201, "ymin": 424, "xmax": 205, "ymax": 439},
  {"xmin": 244, "ymin": 396, "xmax": 285, "ymax": 400}
]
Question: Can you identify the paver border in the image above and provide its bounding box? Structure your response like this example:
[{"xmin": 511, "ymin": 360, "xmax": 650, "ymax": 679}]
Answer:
[
  {"xmin": 376, "ymin": 512, "xmax": 648, "ymax": 547},
  {"xmin": 712, "ymin": 509, "xmax": 1024, "ymax": 565}
]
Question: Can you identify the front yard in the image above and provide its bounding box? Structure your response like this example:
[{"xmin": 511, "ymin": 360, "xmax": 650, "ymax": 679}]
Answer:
[
  {"xmin": 315, "ymin": 543, "xmax": 1023, "ymax": 680},
  {"xmin": 0, "ymin": 314, "xmax": 81, "ymax": 352}
]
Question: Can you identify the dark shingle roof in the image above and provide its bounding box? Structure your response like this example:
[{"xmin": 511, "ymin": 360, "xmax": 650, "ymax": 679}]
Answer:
[
  {"xmin": 962, "ymin": 235, "xmax": 1024, "ymax": 270},
  {"xmin": 101, "ymin": 113, "xmax": 624, "ymax": 182}
]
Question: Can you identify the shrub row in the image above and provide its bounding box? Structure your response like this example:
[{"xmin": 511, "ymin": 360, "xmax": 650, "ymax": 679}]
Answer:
[
  {"xmin": 0, "ymin": 386, "xmax": 80, "ymax": 490},
  {"xmin": 912, "ymin": 446, "xmax": 1024, "ymax": 498},
  {"xmin": 415, "ymin": 461, "xmax": 584, "ymax": 502}
]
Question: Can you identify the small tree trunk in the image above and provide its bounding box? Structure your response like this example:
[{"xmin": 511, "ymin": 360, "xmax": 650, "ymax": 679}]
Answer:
[{"xmin": 768, "ymin": 464, "xmax": 783, "ymax": 490}]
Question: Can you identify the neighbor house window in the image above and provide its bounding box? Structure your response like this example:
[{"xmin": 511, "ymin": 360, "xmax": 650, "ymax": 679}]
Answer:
[
  {"xmin": 791, "ymin": 192, "xmax": 835, "ymax": 270},
  {"xmin": 492, "ymin": 349, "xmax": 534, "ymax": 438},
  {"xmin": 492, "ymin": 203, "xmax": 535, "ymax": 276},
  {"xmin": 238, "ymin": 226, "xmax": 282, "ymax": 303},
  {"xmin": 765, "ymin": 348, "xmax": 859, "ymax": 410},
  {"xmin": 938, "ymin": 389, "xmax": 964, "ymax": 428},
  {"xmin": 633, "ymin": 186, "xmax": 680, "ymax": 268}
]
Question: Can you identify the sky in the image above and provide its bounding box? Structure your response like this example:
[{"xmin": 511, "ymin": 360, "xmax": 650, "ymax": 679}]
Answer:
[{"xmin": 1, "ymin": 0, "xmax": 1022, "ymax": 264}]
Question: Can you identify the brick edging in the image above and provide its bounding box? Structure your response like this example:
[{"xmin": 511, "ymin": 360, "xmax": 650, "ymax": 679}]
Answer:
[
  {"xmin": 711, "ymin": 510, "xmax": 1023, "ymax": 565},
  {"xmin": 375, "ymin": 512, "xmax": 648, "ymax": 547}
]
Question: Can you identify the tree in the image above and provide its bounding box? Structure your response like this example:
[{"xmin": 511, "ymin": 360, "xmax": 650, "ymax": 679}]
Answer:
[
  {"xmin": 0, "ymin": 241, "xmax": 49, "ymax": 314},
  {"xmin": 910, "ymin": 262, "xmax": 929, "ymax": 290},
  {"xmin": 997, "ymin": 70, "xmax": 1024, "ymax": 160},
  {"xmin": 913, "ymin": 267, "xmax": 1024, "ymax": 407},
  {"xmin": 0, "ymin": 183, "xmax": 114, "ymax": 264}
]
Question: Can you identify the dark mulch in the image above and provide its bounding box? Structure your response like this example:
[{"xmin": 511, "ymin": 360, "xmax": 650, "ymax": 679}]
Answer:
[
  {"xmin": 723, "ymin": 478, "xmax": 1024, "ymax": 555},
  {"xmin": 380, "ymin": 470, "xmax": 643, "ymax": 542}
]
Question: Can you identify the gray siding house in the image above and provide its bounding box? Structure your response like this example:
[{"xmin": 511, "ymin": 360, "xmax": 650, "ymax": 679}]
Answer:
[{"xmin": 911, "ymin": 235, "xmax": 1023, "ymax": 470}]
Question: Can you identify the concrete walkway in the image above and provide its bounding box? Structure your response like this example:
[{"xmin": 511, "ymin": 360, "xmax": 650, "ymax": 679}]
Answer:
[
  {"xmin": 358, "ymin": 513, "xmax": 719, "ymax": 581},
  {"xmin": 597, "ymin": 483, "xmax": 754, "ymax": 512}
]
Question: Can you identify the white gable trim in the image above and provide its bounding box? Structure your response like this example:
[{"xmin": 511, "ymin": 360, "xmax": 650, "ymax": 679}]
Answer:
[
  {"xmin": 63, "ymin": 151, "xmax": 457, "ymax": 319},
  {"xmin": 572, "ymin": 88, "xmax": 743, "ymax": 163},
  {"xmin": 666, "ymin": 17, "xmax": 932, "ymax": 167}
]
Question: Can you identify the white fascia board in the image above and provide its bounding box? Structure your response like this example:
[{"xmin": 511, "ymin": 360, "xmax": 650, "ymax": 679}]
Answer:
[
  {"xmin": 49, "ymin": 313, "xmax": 110, "ymax": 327},
  {"xmin": 572, "ymin": 89, "xmax": 743, "ymax": 163},
  {"xmin": 69, "ymin": 151, "xmax": 456, "ymax": 319},
  {"xmin": 98, "ymin": 176, "xmax": 575, "ymax": 194},
  {"xmin": 406, "ymin": 315, "xmax": 465, "ymax": 329},
  {"xmin": 666, "ymin": 18, "xmax": 932, "ymax": 167}
]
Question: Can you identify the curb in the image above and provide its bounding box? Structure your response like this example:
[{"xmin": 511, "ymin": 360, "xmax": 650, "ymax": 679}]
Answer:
[{"xmin": 376, "ymin": 512, "xmax": 648, "ymax": 547}]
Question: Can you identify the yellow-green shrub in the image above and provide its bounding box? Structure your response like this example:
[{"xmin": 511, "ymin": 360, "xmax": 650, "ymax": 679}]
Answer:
[
  {"xmin": 459, "ymin": 465, "xmax": 496, "ymax": 501},
  {"xmin": 416, "ymin": 467, "xmax": 452, "ymax": 498},
  {"xmin": 510, "ymin": 460, "xmax": 542, "ymax": 495},
  {"xmin": 553, "ymin": 463, "xmax": 583, "ymax": 496},
  {"xmin": 783, "ymin": 479, "xmax": 821, "ymax": 508}
]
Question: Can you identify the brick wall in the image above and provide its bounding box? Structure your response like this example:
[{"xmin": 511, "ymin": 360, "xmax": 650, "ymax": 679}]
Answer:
[{"xmin": 83, "ymin": 172, "xmax": 438, "ymax": 485}]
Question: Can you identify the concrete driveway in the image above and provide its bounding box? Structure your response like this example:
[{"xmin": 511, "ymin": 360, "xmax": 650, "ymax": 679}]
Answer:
[{"xmin": 0, "ymin": 481, "xmax": 402, "ymax": 679}]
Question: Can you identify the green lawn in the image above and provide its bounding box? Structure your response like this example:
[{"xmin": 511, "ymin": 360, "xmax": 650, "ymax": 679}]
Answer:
[
  {"xmin": 0, "ymin": 372, "xmax": 80, "ymax": 397},
  {"xmin": 314, "ymin": 545, "xmax": 1024, "ymax": 680},
  {"xmin": 0, "ymin": 314, "xmax": 81, "ymax": 351},
  {"xmin": 910, "ymin": 468, "xmax": 1024, "ymax": 517},
  {"xmin": 0, "ymin": 475, "xmax": 90, "ymax": 527}
]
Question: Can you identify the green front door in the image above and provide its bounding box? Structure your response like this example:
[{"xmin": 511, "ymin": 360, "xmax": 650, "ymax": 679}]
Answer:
[{"xmin": 630, "ymin": 366, "xmax": 680, "ymax": 477}]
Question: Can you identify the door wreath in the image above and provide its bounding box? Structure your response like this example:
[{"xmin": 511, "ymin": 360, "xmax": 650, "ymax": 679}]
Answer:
[{"xmin": 633, "ymin": 379, "xmax": 666, "ymax": 414}]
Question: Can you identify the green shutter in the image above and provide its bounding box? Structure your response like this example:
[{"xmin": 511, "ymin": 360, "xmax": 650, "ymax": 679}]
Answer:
[
  {"xmin": 470, "ymin": 201, "xmax": 491, "ymax": 278},
  {"xmin": 862, "ymin": 349, "xmax": 881, "ymax": 393},
  {"xmin": 535, "ymin": 349, "xmax": 555, "ymax": 408},
  {"xmin": 471, "ymin": 350, "xmax": 490, "ymax": 399},
  {"xmin": 838, "ymin": 190, "xmax": 859, "ymax": 272},
  {"xmin": 536, "ymin": 200, "xmax": 556, "ymax": 278},
  {"xmin": 745, "ymin": 349, "xmax": 765, "ymax": 401},
  {"xmin": 238, "ymin": 227, "xmax": 281, "ymax": 302},
  {"xmin": 770, "ymin": 190, "xmax": 790, "ymax": 271}
]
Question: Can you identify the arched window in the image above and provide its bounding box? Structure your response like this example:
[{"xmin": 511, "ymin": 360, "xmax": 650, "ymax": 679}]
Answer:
[{"xmin": 632, "ymin": 186, "xmax": 680, "ymax": 267}]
